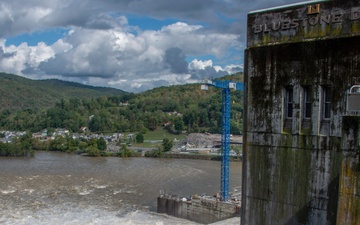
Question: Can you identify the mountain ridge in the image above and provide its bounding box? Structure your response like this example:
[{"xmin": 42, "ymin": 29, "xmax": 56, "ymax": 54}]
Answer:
[{"xmin": 0, "ymin": 73, "xmax": 127, "ymax": 110}]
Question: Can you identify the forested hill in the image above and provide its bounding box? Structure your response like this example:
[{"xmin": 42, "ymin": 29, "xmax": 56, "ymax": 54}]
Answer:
[
  {"xmin": 0, "ymin": 72, "xmax": 244, "ymax": 134},
  {"xmin": 0, "ymin": 73, "xmax": 127, "ymax": 110}
]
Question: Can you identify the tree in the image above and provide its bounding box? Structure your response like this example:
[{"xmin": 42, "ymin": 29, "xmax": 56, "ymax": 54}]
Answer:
[
  {"xmin": 0, "ymin": 142, "xmax": 9, "ymax": 156},
  {"xmin": 70, "ymin": 138, "xmax": 81, "ymax": 152},
  {"xmin": 88, "ymin": 138, "xmax": 98, "ymax": 147},
  {"xmin": 233, "ymin": 146, "xmax": 242, "ymax": 160},
  {"xmin": 97, "ymin": 137, "xmax": 107, "ymax": 151},
  {"xmin": 30, "ymin": 138, "xmax": 48, "ymax": 151},
  {"xmin": 174, "ymin": 116, "xmax": 184, "ymax": 134},
  {"xmin": 136, "ymin": 133, "xmax": 144, "ymax": 143},
  {"xmin": 230, "ymin": 121, "xmax": 242, "ymax": 135},
  {"xmin": 49, "ymin": 136, "xmax": 67, "ymax": 152},
  {"xmin": 0, "ymin": 73, "xmax": 244, "ymax": 134},
  {"xmin": 46, "ymin": 108, "xmax": 69, "ymax": 128},
  {"xmin": 78, "ymin": 142, "xmax": 88, "ymax": 152},
  {"xmin": 119, "ymin": 144, "xmax": 133, "ymax": 157},
  {"xmin": 19, "ymin": 133, "xmax": 33, "ymax": 156},
  {"xmin": 145, "ymin": 146, "xmax": 163, "ymax": 158},
  {"xmin": 88, "ymin": 115, "xmax": 101, "ymax": 132},
  {"xmin": 162, "ymin": 138, "xmax": 173, "ymax": 152},
  {"xmin": 86, "ymin": 146, "xmax": 100, "ymax": 157}
]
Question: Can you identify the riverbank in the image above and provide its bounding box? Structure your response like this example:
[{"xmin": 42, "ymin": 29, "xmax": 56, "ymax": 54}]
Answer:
[{"xmin": 161, "ymin": 153, "xmax": 242, "ymax": 162}]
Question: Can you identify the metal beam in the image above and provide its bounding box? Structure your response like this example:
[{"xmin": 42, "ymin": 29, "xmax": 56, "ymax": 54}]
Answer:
[{"xmin": 201, "ymin": 78, "xmax": 243, "ymax": 202}]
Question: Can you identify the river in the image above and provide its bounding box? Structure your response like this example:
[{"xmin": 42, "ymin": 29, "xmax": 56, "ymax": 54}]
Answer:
[{"xmin": 0, "ymin": 151, "xmax": 241, "ymax": 225}]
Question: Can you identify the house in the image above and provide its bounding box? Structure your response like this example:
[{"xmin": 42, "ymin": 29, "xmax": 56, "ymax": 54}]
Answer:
[
  {"xmin": 163, "ymin": 122, "xmax": 171, "ymax": 127},
  {"xmin": 32, "ymin": 133, "xmax": 43, "ymax": 139},
  {"xmin": 167, "ymin": 111, "xmax": 182, "ymax": 116},
  {"xmin": 111, "ymin": 133, "xmax": 123, "ymax": 142},
  {"xmin": 79, "ymin": 127, "xmax": 88, "ymax": 133},
  {"xmin": 32, "ymin": 129, "xmax": 48, "ymax": 140},
  {"xmin": 0, "ymin": 138, "xmax": 11, "ymax": 143}
]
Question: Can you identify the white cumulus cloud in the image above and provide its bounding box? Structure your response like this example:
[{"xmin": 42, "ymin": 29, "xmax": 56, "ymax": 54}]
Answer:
[
  {"xmin": 0, "ymin": 0, "xmax": 302, "ymax": 92},
  {"xmin": 189, "ymin": 59, "xmax": 213, "ymax": 70}
]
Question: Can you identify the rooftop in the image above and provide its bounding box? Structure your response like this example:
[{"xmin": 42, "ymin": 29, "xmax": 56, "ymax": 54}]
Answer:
[{"xmin": 249, "ymin": 0, "xmax": 329, "ymax": 14}]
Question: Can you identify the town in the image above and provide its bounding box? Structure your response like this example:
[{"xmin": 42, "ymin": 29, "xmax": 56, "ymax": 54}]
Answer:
[{"xmin": 0, "ymin": 128, "xmax": 243, "ymax": 159}]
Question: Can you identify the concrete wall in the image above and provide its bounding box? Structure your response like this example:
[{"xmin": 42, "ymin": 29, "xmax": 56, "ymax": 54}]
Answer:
[
  {"xmin": 242, "ymin": 1, "xmax": 360, "ymax": 224},
  {"xmin": 157, "ymin": 195, "xmax": 240, "ymax": 224},
  {"xmin": 247, "ymin": 0, "xmax": 360, "ymax": 47},
  {"xmin": 337, "ymin": 116, "xmax": 360, "ymax": 225}
]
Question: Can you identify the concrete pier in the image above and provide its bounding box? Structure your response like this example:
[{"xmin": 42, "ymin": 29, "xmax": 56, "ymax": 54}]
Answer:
[{"xmin": 157, "ymin": 193, "xmax": 241, "ymax": 224}]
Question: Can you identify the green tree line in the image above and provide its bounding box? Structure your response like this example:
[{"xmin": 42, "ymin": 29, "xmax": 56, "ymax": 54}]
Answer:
[
  {"xmin": 0, "ymin": 134, "xmax": 112, "ymax": 157},
  {"xmin": 0, "ymin": 75, "xmax": 243, "ymax": 135},
  {"xmin": 0, "ymin": 133, "xmax": 34, "ymax": 156}
]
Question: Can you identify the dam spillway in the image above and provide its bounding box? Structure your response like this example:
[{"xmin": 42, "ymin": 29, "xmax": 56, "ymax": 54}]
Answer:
[{"xmin": 157, "ymin": 191, "xmax": 241, "ymax": 224}]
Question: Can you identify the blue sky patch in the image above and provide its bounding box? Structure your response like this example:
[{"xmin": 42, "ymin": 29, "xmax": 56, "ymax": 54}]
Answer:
[
  {"xmin": 5, "ymin": 28, "xmax": 68, "ymax": 46},
  {"xmin": 127, "ymin": 15, "xmax": 179, "ymax": 31}
]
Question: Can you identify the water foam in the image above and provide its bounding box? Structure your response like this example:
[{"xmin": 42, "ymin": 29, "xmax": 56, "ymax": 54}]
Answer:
[
  {"xmin": 0, "ymin": 186, "xmax": 17, "ymax": 194},
  {"xmin": 0, "ymin": 203, "xmax": 200, "ymax": 225}
]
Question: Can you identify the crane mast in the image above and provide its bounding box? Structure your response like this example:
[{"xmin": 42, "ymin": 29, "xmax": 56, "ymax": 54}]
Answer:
[{"xmin": 201, "ymin": 79, "xmax": 243, "ymax": 201}]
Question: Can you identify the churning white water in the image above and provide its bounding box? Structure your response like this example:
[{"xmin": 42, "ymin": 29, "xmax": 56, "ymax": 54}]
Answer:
[{"xmin": 0, "ymin": 151, "xmax": 241, "ymax": 225}]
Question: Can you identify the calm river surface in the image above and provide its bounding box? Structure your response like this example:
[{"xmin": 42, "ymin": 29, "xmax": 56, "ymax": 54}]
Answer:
[{"xmin": 0, "ymin": 151, "xmax": 241, "ymax": 225}]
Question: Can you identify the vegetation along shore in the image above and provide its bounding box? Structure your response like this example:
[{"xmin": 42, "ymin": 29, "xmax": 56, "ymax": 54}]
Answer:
[{"xmin": 0, "ymin": 72, "xmax": 243, "ymax": 159}]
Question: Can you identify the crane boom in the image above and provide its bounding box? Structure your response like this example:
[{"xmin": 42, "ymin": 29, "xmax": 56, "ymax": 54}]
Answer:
[
  {"xmin": 201, "ymin": 79, "xmax": 243, "ymax": 201},
  {"xmin": 202, "ymin": 79, "xmax": 244, "ymax": 90}
]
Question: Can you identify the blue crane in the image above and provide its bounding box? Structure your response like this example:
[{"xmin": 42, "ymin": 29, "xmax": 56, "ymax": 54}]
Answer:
[{"xmin": 201, "ymin": 79, "xmax": 244, "ymax": 201}]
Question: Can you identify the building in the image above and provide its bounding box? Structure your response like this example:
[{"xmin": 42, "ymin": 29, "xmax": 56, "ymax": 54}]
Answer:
[{"xmin": 242, "ymin": 1, "xmax": 360, "ymax": 224}]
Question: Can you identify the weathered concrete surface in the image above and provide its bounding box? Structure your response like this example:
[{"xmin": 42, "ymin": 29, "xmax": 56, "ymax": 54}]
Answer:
[
  {"xmin": 336, "ymin": 116, "xmax": 360, "ymax": 225},
  {"xmin": 242, "ymin": 1, "xmax": 360, "ymax": 224},
  {"xmin": 248, "ymin": 0, "xmax": 360, "ymax": 47},
  {"xmin": 242, "ymin": 135, "xmax": 342, "ymax": 225},
  {"xmin": 157, "ymin": 194, "xmax": 240, "ymax": 224},
  {"xmin": 337, "ymin": 158, "xmax": 360, "ymax": 225},
  {"xmin": 243, "ymin": 40, "xmax": 360, "ymax": 224}
]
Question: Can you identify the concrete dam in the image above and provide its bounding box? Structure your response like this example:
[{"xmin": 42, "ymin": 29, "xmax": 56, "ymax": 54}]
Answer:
[
  {"xmin": 158, "ymin": 1, "xmax": 360, "ymax": 224},
  {"xmin": 157, "ymin": 192, "xmax": 241, "ymax": 224},
  {"xmin": 242, "ymin": 0, "xmax": 360, "ymax": 224}
]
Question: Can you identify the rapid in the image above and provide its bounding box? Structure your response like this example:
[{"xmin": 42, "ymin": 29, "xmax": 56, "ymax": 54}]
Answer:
[{"xmin": 0, "ymin": 151, "xmax": 241, "ymax": 225}]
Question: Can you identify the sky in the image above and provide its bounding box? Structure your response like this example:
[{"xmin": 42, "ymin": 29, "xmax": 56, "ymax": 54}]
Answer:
[{"xmin": 0, "ymin": 0, "xmax": 307, "ymax": 93}]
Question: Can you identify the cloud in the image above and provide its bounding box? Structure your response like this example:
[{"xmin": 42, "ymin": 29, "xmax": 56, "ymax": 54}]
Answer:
[
  {"xmin": 0, "ymin": 19, "xmax": 241, "ymax": 92},
  {"xmin": 164, "ymin": 47, "xmax": 188, "ymax": 74},
  {"xmin": 0, "ymin": 0, "xmax": 305, "ymax": 38},
  {"xmin": 0, "ymin": 0, "xmax": 305, "ymax": 92},
  {"xmin": 189, "ymin": 59, "xmax": 229, "ymax": 80},
  {"xmin": 0, "ymin": 39, "xmax": 55, "ymax": 76},
  {"xmin": 0, "ymin": 46, "xmax": 15, "ymax": 59},
  {"xmin": 189, "ymin": 59, "xmax": 213, "ymax": 70}
]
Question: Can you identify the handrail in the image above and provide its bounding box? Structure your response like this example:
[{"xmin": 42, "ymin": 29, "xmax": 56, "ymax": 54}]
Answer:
[{"xmin": 349, "ymin": 85, "xmax": 360, "ymax": 94}]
